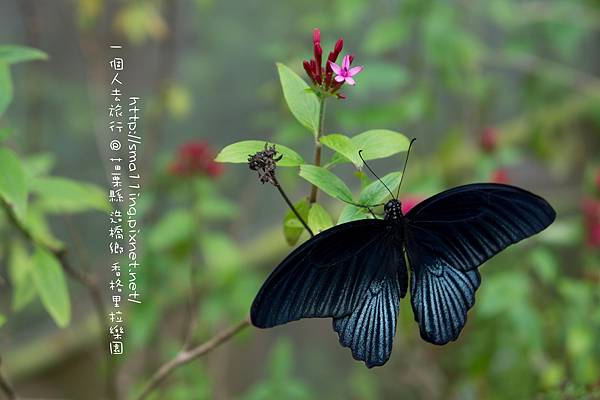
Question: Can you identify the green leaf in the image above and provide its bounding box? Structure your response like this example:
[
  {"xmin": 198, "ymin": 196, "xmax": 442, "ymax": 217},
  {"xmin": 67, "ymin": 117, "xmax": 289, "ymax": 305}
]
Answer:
[
  {"xmin": 331, "ymin": 130, "xmax": 409, "ymax": 165},
  {"xmin": 338, "ymin": 204, "xmax": 367, "ymax": 224},
  {"xmin": 320, "ymin": 134, "xmax": 362, "ymax": 168},
  {"xmin": 9, "ymin": 243, "xmax": 37, "ymax": 312},
  {"xmin": 359, "ymin": 172, "xmax": 402, "ymax": 205},
  {"xmin": 276, "ymin": 63, "xmax": 320, "ymax": 135},
  {"xmin": 31, "ymin": 177, "xmax": 109, "ymax": 214},
  {"xmin": 299, "ymin": 165, "xmax": 353, "ymax": 202},
  {"xmin": 215, "ymin": 140, "xmax": 304, "ymax": 167},
  {"xmin": 24, "ymin": 205, "xmax": 64, "ymax": 251},
  {"xmin": 0, "ymin": 61, "xmax": 13, "ymax": 118},
  {"xmin": 0, "ymin": 314, "xmax": 5, "ymax": 328},
  {"xmin": 0, "ymin": 45, "xmax": 48, "ymax": 64},
  {"xmin": 0, "ymin": 147, "xmax": 27, "ymax": 220},
  {"xmin": 352, "ymin": 130, "xmax": 410, "ymax": 160},
  {"xmin": 0, "ymin": 127, "xmax": 12, "ymax": 142},
  {"xmin": 283, "ymin": 198, "xmax": 310, "ymax": 246},
  {"xmin": 31, "ymin": 247, "xmax": 71, "ymax": 327},
  {"xmin": 307, "ymin": 203, "xmax": 333, "ymax": 233},
  {"xmin": 23, "ymin": 153, "xmax": 56, "ymax": 180}
]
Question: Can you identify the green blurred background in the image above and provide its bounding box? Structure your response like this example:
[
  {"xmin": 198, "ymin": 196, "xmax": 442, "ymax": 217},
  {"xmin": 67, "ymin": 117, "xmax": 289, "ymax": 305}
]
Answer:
[{"xmin": 0, "ymin": 0, "xmax": 599, "ymax": 399}]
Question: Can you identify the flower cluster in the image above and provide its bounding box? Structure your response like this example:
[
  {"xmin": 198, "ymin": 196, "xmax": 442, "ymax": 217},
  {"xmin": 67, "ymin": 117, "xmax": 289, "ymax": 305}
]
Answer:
[
  {"xmin": 248, "ymin": 144, "xmax": 282, "ymax": 185},
  {"xmin": 169, "ymin": 140, "xmax": 223, "ymax": 178},
  {"xmin": 302, "ymin": 28, "xmax": 363, "ymax": 98}
]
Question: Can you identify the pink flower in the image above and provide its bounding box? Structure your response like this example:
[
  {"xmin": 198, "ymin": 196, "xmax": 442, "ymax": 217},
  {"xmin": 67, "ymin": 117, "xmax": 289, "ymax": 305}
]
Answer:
[{"xmin": 330, "ymin": 55, "xmax": 363, "ymax": 86}]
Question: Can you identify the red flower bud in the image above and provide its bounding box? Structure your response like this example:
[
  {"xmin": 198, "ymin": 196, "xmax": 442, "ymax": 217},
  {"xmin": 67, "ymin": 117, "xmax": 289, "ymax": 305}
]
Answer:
[
  {"xmin": 313, "ymin": 28, "xmax": 321, "ymax": 45},
  {"xmin": 333, "ymin": 38, "xmax": 343, "ymax": 58},
  {"xmin": 480, "ymin": 127, "xmax": 499, "ymax": 153},
  {"xmin": 303, "ymin": 60, "xmax": 316, "ymax": 83},
  {"xmin": 314, "ymin": 43, "xmax": 323, "ymax": 75}
]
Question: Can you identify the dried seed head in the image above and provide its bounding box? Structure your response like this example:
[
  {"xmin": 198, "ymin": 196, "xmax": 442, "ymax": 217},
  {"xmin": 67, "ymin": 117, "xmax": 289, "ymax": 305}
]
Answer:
[{"xmin": 248, "ymin": 144, "xmax": 282, "ymax": 185}]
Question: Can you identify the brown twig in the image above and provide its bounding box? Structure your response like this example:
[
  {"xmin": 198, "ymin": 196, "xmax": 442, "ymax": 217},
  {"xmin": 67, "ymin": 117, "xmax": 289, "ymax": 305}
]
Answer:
[
  {"xmin": 135, "ymin": 317, "xmax": 251, "ymax": 400},
  {"xmin": 0, "ymin": 358, "xmax": 17, "ymax": 400}
]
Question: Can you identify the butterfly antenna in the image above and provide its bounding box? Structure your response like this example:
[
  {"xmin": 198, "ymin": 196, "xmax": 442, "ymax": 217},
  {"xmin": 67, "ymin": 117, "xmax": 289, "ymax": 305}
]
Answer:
[
  {"xmin": 396, "ymin": 138, "xmax": 416, "ymax": 199},
  {"xmin": 337, "ymin": 197, "xmax": 384, "ymax": 209},
  {"xmin": 358, "ymin": 150, "xmax": 395, "ymax": 199}
]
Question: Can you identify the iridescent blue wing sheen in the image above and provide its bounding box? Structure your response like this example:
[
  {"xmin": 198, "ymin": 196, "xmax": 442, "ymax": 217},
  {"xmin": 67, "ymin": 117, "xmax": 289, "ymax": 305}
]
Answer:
[
  {"xmin": 333, "ymin": 237, "xmax": 407, "ymax": 368},
  {"xmin": 251, "ymin": 219, "xmax": 396, "ymax": 328},
  {"xmin": 405, "ymin": 183, "xmax": 555, "ymax": 344}
]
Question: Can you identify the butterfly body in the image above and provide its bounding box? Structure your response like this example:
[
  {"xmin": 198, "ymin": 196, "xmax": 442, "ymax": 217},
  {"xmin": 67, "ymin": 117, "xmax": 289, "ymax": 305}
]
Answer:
[{"xmin": 251, "ymin": 183, "xmax": 555, "ymax": 367}]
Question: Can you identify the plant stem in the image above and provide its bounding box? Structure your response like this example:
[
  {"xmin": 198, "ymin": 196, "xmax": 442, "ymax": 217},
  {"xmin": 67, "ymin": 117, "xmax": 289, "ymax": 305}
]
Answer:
[
  {"xmin": 309, "ymin": 96, "xmax": 327, "ymax": 204},
  {"xmin": 272, "ymin": 176, "xmax": 314, "ymax": 237},
  {"xmin": 135, "ymin": 317, "xmax": 251, "ymax": 400}
]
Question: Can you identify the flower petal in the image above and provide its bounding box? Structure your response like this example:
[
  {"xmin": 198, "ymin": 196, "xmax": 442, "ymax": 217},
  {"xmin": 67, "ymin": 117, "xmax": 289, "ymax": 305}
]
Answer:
[
  {"xmin": 348, "ymin": 66, "xmax": 363, "ymax": 76},
  {"xmin": 345, "ymin": 76, "xmax": 355, "ymax": 85},
  {"xmin": 334, "ymin": 75, "xmax": 345, "ymax": 83},
  {"xmin": 329, "ymin": 61, "xmax": 342, "ymax": 75},
  {"xmin": 342, "ymin": 55, "xmax": 351, "ymax": 70}
]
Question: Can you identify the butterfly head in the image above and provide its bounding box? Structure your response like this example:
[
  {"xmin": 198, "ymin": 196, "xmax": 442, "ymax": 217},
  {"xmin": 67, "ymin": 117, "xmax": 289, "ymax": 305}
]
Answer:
[{"xmin": 384, "ymin": 199, "xmax": 403, "ymax": 221}]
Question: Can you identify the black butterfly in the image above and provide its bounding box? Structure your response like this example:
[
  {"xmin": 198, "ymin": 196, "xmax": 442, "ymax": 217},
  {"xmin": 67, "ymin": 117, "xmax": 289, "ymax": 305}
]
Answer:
[{"xmin": 251, "ymin": 144, "xmax": 556, "ymax": 368}]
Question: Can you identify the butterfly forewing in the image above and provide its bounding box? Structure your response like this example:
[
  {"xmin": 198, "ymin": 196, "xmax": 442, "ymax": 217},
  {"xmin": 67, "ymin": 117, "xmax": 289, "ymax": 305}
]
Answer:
[
  {"xmin": 404, "ymin": 183, "xmax": 555, "ymax": 344},
  {"xmin": 251, "ymin": 219, "xmax": 395, "ymax": 328}
]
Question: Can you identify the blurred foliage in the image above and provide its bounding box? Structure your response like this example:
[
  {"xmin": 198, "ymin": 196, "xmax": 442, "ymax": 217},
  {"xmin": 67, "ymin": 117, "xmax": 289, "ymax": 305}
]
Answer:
[{"xmin": 1, "ymin": 0, "xmax": 599, "ymax": 399}]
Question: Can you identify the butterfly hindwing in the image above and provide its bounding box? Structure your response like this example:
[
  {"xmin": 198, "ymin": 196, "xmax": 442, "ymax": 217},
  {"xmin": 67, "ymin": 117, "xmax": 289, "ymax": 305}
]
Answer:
[
  {"xmin": 408, "ymin": 250, "xmax": 481, "ymax": 344},
  {"xmin": 405, "ymin": 183, "xmax": 555, "ymax": 344},
  {"xmin": 333, "ymin": 239, "xmax": 407, "ymax": 367},
  {"xmin": 251, "ymin": 219, "xmax": 391, "ymax": 328}
]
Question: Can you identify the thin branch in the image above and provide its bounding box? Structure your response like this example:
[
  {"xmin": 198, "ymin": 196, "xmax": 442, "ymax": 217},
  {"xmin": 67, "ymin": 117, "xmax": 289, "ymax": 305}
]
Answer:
[
  {"xmin": 308, "ymin": 96, "xmax": 327, "ymax": 204},
  {"xmin": 273, "ymin": 177, "xmax": 314, "ymax": 237},
  {"xmin": 0, "ymin": 358, "xmax": 17, "ymax": 400},
  {"xmin": 135, "ymin": 317, "xmax": 251, "ymax": 400},
  {"xmin": 0, "ymin": 200, "xmax": 118, "ymax": 399}
]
